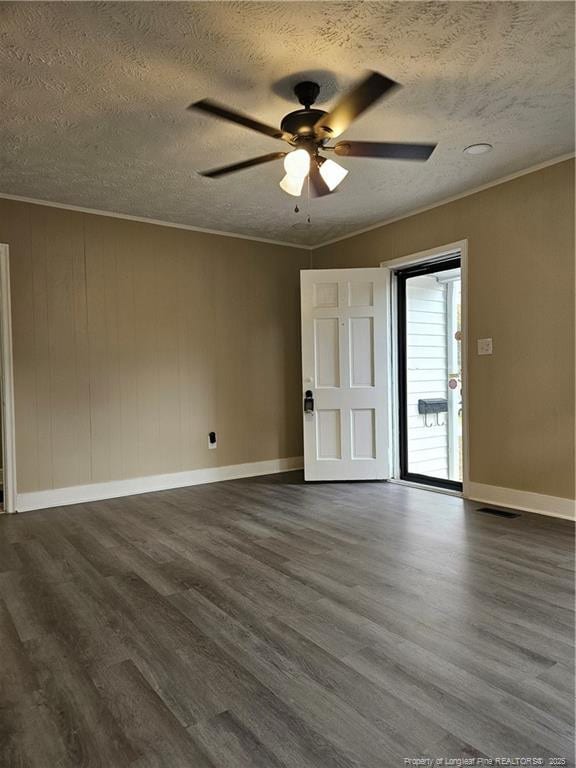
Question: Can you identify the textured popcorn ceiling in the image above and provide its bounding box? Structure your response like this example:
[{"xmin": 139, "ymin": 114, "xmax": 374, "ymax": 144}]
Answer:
[{"xmin": 0, "ymin": 1, "xmax": 574, "ymax": 246}]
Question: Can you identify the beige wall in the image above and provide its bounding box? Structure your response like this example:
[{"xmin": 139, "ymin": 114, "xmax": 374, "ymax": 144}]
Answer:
[
  {"xmin": 2, "ymin": 159, "xmax": 574, "ymax": 501},
  {"xmin": 0, "ymin": 199, "xmax": 310, "ymax": 493},
  {"xmin": 313, "ymin": 159, "xmax": 575, "ymax": 500}
]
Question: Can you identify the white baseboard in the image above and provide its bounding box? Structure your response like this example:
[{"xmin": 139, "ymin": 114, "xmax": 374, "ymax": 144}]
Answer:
[
  {"xmin": 15, "ymin": 463, "xmax": 575, "ymax": 520},
  {"xmin": 16, "ymin": 456, "xmax": 304, "ymax": 513},
  {"xmin": 467, "ymin": 481, "xmax": 575, "ymax": 521}
]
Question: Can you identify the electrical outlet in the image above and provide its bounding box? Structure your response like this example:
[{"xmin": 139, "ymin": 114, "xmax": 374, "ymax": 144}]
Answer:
[
  {"xmin": 208, "ymin": 431, "xmax": 217, "ymax": 449},
  {"xmin": 477, "ymin": 338, "xmax": 493, "ymax": 356}
]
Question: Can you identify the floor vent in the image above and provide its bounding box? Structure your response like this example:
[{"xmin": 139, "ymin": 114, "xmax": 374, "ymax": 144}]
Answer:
[{"xmin": 476, "ymin": 506, "xmax": 520, "ymax": 519}]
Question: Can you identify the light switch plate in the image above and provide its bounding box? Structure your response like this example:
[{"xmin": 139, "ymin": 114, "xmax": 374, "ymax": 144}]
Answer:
[{"xmin": 477, "ymin": 338, "xmax": 493, "ymax": 355}]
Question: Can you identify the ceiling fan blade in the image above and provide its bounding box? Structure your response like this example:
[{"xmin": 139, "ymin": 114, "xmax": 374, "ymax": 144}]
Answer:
[
  {"xmin": 199, "ymin": 152, "xmax": 286, "ymax": 178},
  {"xmin": 334, "ymin": 141, "xmax": 436, "ymax": 161},
  {"xmin": 189, "ymin": 99, "xmax": 290, "ymax": 142},
  {"xmin": 308, "ymin": 162, "xmax": 332, "ymax": 197},
  {"xmin": 314, "ymin": 71, "xmax": 399, "ymax": 139}
]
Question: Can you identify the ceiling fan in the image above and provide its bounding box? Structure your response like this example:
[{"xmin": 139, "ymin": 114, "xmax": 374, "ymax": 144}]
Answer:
[{"xmin": 188, "ymin": 71, "xmax": 436, "ymax": 197}]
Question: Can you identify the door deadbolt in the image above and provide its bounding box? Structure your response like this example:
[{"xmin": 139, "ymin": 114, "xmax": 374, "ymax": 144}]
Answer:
[{"xmin": 303, "ymin": 390, "xmax": 314, "ymax": 414}]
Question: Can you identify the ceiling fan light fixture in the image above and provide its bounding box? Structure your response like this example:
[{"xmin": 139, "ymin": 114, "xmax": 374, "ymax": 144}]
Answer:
[
  {"xmin": 318, "ymin": 157, "xmax": 349, "ymax": 191},
  {"xmin": 279, "ymin": 173, "xmax": 305, "ymax": 197},
  {"xmin": 283, "ymin": 148, "xmax": 310, "ymax": 178}
]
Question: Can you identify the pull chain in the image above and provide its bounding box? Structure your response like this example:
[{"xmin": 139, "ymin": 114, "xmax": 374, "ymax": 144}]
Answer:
[{"xmin": 291, "ymin": 175, "xmax": 312, "ymax": 225}]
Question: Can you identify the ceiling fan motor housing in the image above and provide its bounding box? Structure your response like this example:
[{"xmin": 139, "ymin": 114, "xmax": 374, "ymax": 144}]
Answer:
[
  {"xmin": 279, "ymin": 80, "xmax": 327, "ymax": 143},
  {"xmin": 280, "ymin": 108, "xmax": 327, "ymax": 140}
]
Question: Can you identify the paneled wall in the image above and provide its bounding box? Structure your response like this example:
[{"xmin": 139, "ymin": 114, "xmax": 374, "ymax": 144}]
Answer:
[
  {"xmin": 313, "ymin": 159, "xmax": 575, "ymax": 500},
  {"xmin": 0, "ymin": 200, "xmax": 310, "ymax": 493},
  {"xmin": 2, "ymin": 159, "xmax": 574, "ymax": 503}
]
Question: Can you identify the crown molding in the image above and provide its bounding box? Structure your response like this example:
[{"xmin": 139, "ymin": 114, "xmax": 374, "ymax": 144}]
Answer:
[
  {"xmin": 0, "ymin": 192, "xmax": 314, "ymax": 251},
  {"xmin": 309, "ymin": 152, "xmax": 575, "ymax": 250},
  {"xmin": 1, "ymin": 153, "xmax": 572, "ymax": 252}
]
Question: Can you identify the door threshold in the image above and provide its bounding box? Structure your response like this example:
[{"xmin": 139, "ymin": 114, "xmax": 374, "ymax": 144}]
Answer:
[{"xmin": 389, "ymin": 478, "xmax": 463, "ymax": 498}]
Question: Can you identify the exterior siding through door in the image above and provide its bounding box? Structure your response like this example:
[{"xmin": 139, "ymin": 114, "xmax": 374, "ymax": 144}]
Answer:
[{"xmin": 406, "ymin": 275, "xmax": 449, "ymax": 478}]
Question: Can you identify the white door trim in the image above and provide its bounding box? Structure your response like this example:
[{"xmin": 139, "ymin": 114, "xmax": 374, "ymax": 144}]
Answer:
[
  {"xmin": 0, "ymin": 244, "xmax": 17, "ymax": 513},
  {"xmin": 446, "ymin": 279, "xmax": 461, "ymax": 481},
  {"xmin": 380, "ymin": 239, "xmax": 469, "ymax": 497}
]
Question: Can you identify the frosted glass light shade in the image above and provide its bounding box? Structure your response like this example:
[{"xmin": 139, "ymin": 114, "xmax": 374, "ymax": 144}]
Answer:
[
  {"xmin": 319, "ymin": 158, "xmax": 348, "ymax": 191},
  {"xmin": 279, "ymin": 174, "xmax": 305, "ymax": 197},
  {"xmin": 284, "ymin": 149, "xmax": 310, "ymax": 178}
]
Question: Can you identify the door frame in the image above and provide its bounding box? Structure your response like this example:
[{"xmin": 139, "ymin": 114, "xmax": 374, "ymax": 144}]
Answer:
[
  {"xmin": 380, "ymin": 239, "xmax": 470, "ymax": 497},
  {"xmin": 396, "ymin": 256, "xmax": 462, "ymax": 491},
  {"xmin": 0, "ymin": 244, "xmax": 17, "ymax": 513}
]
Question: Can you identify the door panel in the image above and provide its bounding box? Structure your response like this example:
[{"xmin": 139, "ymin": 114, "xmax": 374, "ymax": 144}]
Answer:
[
  {"xmin": 316, "ymin": 409, "xmax": 341, "ymax": 459},
  {"xmin": 301, "ymin": 269, "xmax": 390, "ymax": 481},
  {"xmin": 314, "ymin": 318, "xmax": 340, "ymax": 387},
  {"xmin": 313, "ymin": 281, "xmax": 339, "ymax": 308},
  {"xmin": 349, "ymin": 316, "xmax": 374, "ymax": 387},
  {"xmin": 351, "ymin": 409, "xmax": 376, "ymax": 459}
]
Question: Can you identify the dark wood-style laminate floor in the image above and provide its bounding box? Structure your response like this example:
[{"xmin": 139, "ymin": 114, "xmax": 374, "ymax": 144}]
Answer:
[{"xmin": 0, "ymin": 472, "xmax": 574, "ymax": 767}]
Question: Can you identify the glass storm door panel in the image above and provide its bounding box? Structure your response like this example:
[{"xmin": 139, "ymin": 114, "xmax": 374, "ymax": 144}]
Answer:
[{"xmin": 397, "ymin": 258, "xmax": 463, "ymax": 491}]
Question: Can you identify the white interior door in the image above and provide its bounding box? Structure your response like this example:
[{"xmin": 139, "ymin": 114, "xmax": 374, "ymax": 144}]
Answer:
[{"xmin": 300, "ymin": 268, "xmax": 390, "ymax": 481}]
